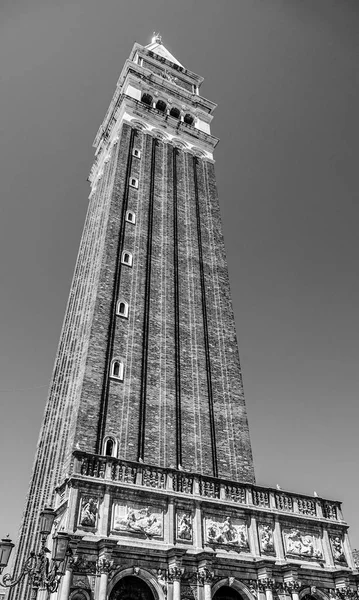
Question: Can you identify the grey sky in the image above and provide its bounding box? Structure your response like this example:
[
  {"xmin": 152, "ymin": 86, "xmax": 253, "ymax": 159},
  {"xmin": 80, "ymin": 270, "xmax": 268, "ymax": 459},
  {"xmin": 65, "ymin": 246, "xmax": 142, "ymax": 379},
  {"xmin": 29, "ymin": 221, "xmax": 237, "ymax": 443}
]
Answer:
[{"xmin": 1, "ymin": 0, "xmax": 359, "ymax": 551}]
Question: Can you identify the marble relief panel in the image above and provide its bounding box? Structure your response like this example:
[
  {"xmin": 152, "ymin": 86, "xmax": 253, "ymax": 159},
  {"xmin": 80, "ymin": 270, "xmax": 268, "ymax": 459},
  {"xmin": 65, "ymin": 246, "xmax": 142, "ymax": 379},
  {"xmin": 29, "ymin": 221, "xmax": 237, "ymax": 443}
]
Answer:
[
  {"xmin": 112, "ymin": 501, "xmax": 163, "ymax": 538},
  {"xmin": 283, "ymin": 528, "xmax": 323, "ymax": 559},
  {"xmin": 258, "ymin": 523, "xmax": 275, "ymax": 555},
  {"xmin": 176, "ymin": 511, "xmax": 193, "ymax": 542},
  {"xmin": 78, "ymin": 496, "xmax": 99, "ymax": 529},
  {"xmin": 330, "ymin": 534, "xmax": 347, "ymax": 564},
  {"xmin": 205, "ymin": 515, "xmax": 249, "ymax": 549}
]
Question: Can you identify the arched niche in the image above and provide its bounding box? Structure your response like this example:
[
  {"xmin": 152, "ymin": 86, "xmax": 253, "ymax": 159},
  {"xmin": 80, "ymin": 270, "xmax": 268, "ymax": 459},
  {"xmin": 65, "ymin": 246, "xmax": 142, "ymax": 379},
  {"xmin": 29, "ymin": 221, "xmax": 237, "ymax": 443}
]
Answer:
[
  {"xmin": 300, "ymin": 589, "xmax": 330, "ymax": 600},
  {"xmin": 109, "ymin": 571, "xmax": 164, "ymax": 600},
  {"xmin": 212, "ymin": 580, "xmax": 255, "ymax": 600},
  {"xmin": 69, "ymin": 590, "xmax": 91, "ymax": 600}
]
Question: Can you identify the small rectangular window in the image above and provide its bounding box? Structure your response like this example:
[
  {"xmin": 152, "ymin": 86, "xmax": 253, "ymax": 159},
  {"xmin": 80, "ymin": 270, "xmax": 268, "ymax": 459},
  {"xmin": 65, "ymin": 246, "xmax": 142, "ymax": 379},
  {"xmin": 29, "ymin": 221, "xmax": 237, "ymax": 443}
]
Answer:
[
  {"xmin": 132, "ymin": 149, "xmax": 141, "ymax": 158},
  {"xmin": 130, "ymin": 177, "xmax": 138, "ymax": 189}
]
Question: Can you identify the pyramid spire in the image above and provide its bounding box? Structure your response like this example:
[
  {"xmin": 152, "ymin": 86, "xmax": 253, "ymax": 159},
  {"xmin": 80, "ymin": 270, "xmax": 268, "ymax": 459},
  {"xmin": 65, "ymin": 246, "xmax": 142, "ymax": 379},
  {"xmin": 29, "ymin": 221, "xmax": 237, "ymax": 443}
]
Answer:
[{"xmin": 145, "ymin": 32, "xmax": 184, "ymax": 68}]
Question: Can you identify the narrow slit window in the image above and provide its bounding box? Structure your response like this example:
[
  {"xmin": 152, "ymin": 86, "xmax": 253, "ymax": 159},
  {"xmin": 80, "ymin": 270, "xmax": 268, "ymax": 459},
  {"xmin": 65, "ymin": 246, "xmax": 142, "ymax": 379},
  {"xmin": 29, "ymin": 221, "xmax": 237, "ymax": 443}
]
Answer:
[
  {"xmin": 111, "ymin": 359, "xmax": 124, "ymax": 381},
  {"xmin": 104, "ymin": 438, "xmax": 115, "ymax": 457},
  {"xmin": 117, "ymin": 300, "xmax": 129, "ymax": 318},
  {"xmin": 132, "ymin": 148, "xmax": 141, "ymax": 158},
  {"xmin": 121, "ymin": 251, "xmax": 133, "ymax": 267},
  {"xmin": 126, "ymin": 210, "xmax": 136, "ymax": 224},
  {"xmin": 130, "ymin": 177, "xmax": 138, "ymax": 189}
]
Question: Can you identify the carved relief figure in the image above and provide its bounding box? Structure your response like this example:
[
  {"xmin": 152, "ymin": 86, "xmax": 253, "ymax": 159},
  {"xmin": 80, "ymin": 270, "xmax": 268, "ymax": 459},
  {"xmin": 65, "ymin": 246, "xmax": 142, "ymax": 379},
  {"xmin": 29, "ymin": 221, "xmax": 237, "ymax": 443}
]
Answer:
[
  {"xmin": 113, "ymin": 504, "xmax": 162, "ymax": 537},
  {"xmin": 177, "ymin": 512, "xmax": 192, "ymax": 541},
  {"xmin": 330, "ymin": 535, "xmax": 346, "ymax": 563},
  {"xmin": 259, "ymin": 524, "xmax": 274, "ymax": 553},
  {"xmin": 206, "ymin": 516, "xmax": 248, "ymax": 548},
  {"xmin": 79, "ymin": 497, "xmax": 98, "ymax": 528},
  {"xmin": 284, "ymin": 528, "xmax": 323, "ymax": 558}
]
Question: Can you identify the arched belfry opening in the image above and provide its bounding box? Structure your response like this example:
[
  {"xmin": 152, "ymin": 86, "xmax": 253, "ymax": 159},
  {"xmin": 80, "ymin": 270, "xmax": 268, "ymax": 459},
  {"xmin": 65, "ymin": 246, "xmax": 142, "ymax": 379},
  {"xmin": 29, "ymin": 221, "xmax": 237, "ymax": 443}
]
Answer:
[
  {"xmin": 110, "ymin": 576, "xmax": 156, "ymax": 600},
  {"xmin": 213, "ymin": 587, "xmax": 245, "ymax": 600}
]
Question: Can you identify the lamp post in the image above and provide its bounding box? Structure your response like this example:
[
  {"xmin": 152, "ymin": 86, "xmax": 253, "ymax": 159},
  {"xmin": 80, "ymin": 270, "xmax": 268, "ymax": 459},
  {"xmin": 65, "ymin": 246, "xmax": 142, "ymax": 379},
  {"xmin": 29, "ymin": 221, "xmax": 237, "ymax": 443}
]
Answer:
[{"xmin": 0, "ymin": 507, "xmax": 72, "ymax": 600}]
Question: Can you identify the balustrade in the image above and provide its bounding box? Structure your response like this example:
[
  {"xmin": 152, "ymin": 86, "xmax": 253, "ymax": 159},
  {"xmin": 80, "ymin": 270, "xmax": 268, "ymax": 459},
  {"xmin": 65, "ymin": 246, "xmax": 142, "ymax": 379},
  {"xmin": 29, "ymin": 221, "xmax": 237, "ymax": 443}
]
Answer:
[{"xmin": 73, "ymin": 452, "xmax": 340, "ymax": 521}]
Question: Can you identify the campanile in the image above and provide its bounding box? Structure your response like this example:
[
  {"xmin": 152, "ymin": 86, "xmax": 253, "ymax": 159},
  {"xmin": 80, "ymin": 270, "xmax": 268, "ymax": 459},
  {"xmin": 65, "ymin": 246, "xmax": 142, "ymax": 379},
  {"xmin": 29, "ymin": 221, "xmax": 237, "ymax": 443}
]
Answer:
[{"xmin": 9, "ymin": 35, "xmax": 357, "ymax": 600}]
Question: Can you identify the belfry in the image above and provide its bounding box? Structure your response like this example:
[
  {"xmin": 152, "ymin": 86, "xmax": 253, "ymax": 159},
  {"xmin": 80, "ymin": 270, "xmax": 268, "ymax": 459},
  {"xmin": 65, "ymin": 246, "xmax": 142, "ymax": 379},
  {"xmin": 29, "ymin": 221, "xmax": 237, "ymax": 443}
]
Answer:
[{"xmin": 8, "ymin": 35, "xmax": 359, "ymax": 600}]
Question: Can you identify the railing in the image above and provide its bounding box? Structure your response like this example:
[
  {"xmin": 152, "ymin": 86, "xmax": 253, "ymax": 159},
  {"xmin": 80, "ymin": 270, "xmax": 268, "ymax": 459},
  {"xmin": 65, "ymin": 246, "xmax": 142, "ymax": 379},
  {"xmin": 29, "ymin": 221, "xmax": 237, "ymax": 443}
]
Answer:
[{"xmin": 72, "ymin": 451, "xmax": 341, "ymax": 521}]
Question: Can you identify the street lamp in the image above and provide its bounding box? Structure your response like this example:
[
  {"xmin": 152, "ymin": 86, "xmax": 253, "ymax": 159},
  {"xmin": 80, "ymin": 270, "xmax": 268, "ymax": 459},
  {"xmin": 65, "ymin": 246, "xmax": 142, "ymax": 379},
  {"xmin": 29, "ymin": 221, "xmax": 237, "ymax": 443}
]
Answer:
[
  {"xmin": 0, "ymin": 508, "xmax": 72, "ymax": 600},
  {"xmin": 0, "ymin": 537, "xmax": 15, "ymax": 574}
]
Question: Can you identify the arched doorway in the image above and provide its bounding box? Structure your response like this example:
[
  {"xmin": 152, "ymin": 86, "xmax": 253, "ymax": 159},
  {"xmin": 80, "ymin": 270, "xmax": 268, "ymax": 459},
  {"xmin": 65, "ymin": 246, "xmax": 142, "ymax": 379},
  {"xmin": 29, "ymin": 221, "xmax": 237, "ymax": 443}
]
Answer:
[
  {"xmin": 213, "ymin": 587, "xmax": 244, "ymax": 600},
  {"xmin": 110, "ymin": 576, "xmax": 156, "ymax": 600}
]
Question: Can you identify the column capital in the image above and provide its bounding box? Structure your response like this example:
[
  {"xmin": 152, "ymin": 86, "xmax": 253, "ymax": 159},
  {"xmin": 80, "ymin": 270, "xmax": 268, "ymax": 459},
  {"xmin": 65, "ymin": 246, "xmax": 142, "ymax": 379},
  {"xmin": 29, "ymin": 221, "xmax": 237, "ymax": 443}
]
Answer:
[
  {"xmin": 167, "ymin": 566, "xmax": 184, "ymax": 582},
  {"xmin": 197, "ymin": 567, "xmax": 214, "ymax": 585},
  {"xmin": 96, "ymin": 557, "xmax": 115, "ymax": 576},
  {"xmin": 283, "ymin": 582, "xmax": 301, "ymax": 593}
]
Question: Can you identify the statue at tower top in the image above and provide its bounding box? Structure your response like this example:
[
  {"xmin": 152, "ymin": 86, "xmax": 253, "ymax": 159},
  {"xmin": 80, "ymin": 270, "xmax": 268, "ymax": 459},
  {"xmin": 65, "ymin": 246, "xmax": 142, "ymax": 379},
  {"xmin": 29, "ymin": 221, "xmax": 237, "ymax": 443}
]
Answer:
[{"xmin": 152, "ymin": 31, "xmax": 162, "ymax": 44}]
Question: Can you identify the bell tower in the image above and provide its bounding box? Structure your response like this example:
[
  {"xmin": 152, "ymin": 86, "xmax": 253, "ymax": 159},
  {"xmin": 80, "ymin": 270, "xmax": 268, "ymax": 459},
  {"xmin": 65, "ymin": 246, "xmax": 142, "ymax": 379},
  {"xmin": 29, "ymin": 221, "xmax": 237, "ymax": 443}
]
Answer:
[{"xmin": 9, "ymin": 35, "xmax": 357, "ymax": 600}]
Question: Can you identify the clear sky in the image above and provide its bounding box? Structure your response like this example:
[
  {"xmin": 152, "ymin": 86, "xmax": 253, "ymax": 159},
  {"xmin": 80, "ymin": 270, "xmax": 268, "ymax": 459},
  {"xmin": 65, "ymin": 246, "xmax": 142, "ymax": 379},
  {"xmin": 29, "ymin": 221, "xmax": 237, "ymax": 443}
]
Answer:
[{"xmin": 1, "ymin": 0, "xmax": 359, "ymax": 553}]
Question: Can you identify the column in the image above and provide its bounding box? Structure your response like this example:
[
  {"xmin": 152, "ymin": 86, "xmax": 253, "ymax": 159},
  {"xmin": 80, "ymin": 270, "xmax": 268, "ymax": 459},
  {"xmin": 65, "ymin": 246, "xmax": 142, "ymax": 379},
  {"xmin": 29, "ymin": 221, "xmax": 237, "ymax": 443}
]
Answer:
[
  {"xmin": 59, "ymin": 568, "xmax": 73, "ymax": 600},
  {"xmin": 168, "ymin": 567, "xmax": 183, "ymax": 600},
  {"xmin": 98, "ymin": 572, "xmax": 108, "ymax": 600},
  {"xmin": 198, "ymin": 568, "xmax": 214, "ymax": 600},
  {"xmin": 96, "ymin": 557, "xmax": 114, "ymax": 600}
]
